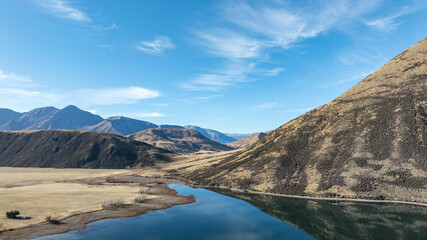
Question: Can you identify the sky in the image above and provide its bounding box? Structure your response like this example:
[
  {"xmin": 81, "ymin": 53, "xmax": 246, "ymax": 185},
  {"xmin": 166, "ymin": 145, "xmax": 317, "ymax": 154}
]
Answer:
[{"xmin": 0, "ymin": 0, "xmax": 426, "ymax": 133}]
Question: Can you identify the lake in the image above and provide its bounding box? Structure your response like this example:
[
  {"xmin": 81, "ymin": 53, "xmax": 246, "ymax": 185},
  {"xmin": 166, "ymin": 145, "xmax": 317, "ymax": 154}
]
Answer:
[{"xmin": 36, "ymin": 184, "xmax": 427, "ymax": 240}]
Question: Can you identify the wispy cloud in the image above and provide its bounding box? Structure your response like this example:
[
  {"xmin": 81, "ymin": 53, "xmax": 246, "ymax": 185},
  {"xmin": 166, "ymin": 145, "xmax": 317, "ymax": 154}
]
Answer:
[
  {"xmin": 0, "ymin": 70, "xmax": 161, "ymax": 111},
  {"xmin": 192, "ymin": 95, "xmax": 222, "ymax": 100},
  {"xmin": 131, "ymin": 112, "xmax": 167, "ymax": 118},
  {"xmin": 181, "ymin": 61, "xmax": 256, "ymax": 91},
  {"xmin": 78, "ymin": 87, "xmax": 160, "ymax": 105},
  {"xmin": 364, "ymin": 4, "xmax": 427, "ymax": 32},
  {"xmin": 175, "ymin": 94, "xmax": 222, "ymax": 104},
  {"xmin": 0, "ymin": 88, "xmax": 60, "ymax": 104},
  {"xmin": 36, "ymin": 0, "xmax": 91, "ymax": 22},
  {"xmin": 184, "ymin": 0, "xmax": 382, "ymax": 92},
  {"xmin": 182, "ymin": 74, "xmax": 243, "ymax": 91},
  {"xmin": 252, "ymin": 102, "xmax": 279, "ymax": 110},
  {"xmin": 136, "ymin": 35, "xmax": 175, "ymax": 55},
  {"xmin": 264, "ymin": 67, "xmax": 284, "ymax": 76},
  {"xmin": 222, "ymin": 0, "xmax": 380, "ymax": 48},
  {"xmin": 0, "ymin": 70, "xmax": 35, "ymax": 87},
  {"xmin": 195, "ymin": 29, "xmax": 263, "ymax": 59},
  {"xmin": 336, "ymin": 49, "xmax": 388, "ymax": 66},
  {"xmin": 98, "ymin": 23, "xmax": 119, "ymax": 30},
  {"xmin": 151, "ymin": 103, "xmax": 168, "ymax": 106}
]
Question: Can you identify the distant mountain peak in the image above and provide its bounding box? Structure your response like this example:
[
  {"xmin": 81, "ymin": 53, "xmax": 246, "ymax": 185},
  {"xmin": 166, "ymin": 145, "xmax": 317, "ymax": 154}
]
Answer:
[
  {"xmin": 129, "ymin": 128, "xmax": 234, "ymax": 153},
  {"xmin": 184, "ymin": 125, "xmax": 236, "ymax": 143}
]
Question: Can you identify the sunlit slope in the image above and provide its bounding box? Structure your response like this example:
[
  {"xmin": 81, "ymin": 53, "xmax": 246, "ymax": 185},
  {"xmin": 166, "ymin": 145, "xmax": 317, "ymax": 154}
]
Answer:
[
  {"xmin": 129, "ymin": 128, "xmax": 234, "ymax": 153},
  {"xmin": 227, "ymin": 132, "xmax": 267, "ymax": 149},
  {"xmin": 189, "ymin": 38, "xmax": 427, "ymax": 202}
]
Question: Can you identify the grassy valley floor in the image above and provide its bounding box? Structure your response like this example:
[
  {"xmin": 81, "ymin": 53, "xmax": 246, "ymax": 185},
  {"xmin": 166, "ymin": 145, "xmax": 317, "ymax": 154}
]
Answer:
[{"xmin": 0, "ymin": 167, "xmax": 194, "ymax": 239}]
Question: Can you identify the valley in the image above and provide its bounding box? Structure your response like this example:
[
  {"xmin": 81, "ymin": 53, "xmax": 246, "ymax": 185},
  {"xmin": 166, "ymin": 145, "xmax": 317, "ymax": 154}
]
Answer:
[
  {"xmin": 0, "ymin": 167, "xmax": 194, "ymax": 239},
  {"xmin": 2, "ymin": 1, "xmax": 427, "ymax": 239}
]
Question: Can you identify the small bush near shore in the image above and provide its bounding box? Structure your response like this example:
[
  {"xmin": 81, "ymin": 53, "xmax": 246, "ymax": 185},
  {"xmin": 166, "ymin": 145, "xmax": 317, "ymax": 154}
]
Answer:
[
  {"xmin": 6, "ymin": 210, "xmax": 20, "ymax": 219},
  {"xmin": 139, "ymin": 187, "xmax": 148, "ymax": 194},
  {"xmin": 134, "ymin": 195, "xmax": 146, "ymax": 203},
  {"xmin": 46, "ymin": 216, "xmax": 61, "ymax": 224},
  {"xmin": 102, "ymin": 199, "xmax": 124, "ymax": 209}
]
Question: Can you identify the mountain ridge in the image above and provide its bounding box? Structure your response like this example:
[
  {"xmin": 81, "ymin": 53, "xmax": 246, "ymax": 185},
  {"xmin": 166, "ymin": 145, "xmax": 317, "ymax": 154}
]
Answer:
[
  {"xmin": 227, "ymin": 132, "xmax": 267, "ymax": 149},
  {"xmin": 187, "ymin": 37, "xmax": 427, "ymax": 203},
  {"xmin": 184, "ymin": 125, "xmax": 237, "ymax": 143},
  {"xmin": 85, "ymin": 116, "xmax": 158, "ymax": 136},
  {"xmin": 0, "ymin": 106, "xmax": 244, "ymax": 144},
  {"xmin": 129, "ymin": 128, "xmax": 235, "ymax": 153},
  {"xmin": 0, "ymin": 130, "xmax": 171, "ymax": 168}
]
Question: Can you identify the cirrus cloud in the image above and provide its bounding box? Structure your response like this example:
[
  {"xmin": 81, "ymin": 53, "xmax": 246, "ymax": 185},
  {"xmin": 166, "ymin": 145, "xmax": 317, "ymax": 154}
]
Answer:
[
  {"xmin": 0, "ymin": 69, "xmax": 161, "ymax": 111},
  {"xmin": 78, "ymin": 87, "xmax": 160, "ymax": 105},
  {"xmin": 36, "ymin": 0, "xmax": 91, "ymax": 22},
  {"xmin": 184, "ymin": 0, "xmax": 384, "ymax": 92},
  {"xmin": 136, "ymin": 35, "xmax": 175, "ymax": 55}
]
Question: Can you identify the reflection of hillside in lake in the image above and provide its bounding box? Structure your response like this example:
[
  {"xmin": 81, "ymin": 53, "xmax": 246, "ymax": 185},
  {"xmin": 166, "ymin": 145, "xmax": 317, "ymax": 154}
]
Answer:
[{"xmin": 215, "ymin": 189, "xmax": 427, "ymax": 240}]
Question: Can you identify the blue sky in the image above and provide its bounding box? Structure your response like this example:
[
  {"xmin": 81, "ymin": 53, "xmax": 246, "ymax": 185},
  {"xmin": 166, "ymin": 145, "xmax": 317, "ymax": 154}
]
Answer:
[{"xmin": 0, "ymin": 0, "xmax": 426, "ymax": 133}]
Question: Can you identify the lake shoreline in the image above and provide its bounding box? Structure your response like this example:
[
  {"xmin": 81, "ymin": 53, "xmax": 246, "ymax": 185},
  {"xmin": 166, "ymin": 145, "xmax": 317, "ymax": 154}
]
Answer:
[
  {"xmin": 196, "ymin": 185, "xmax": 427, "ymax": 207},
  {"xmin": 0, "ymin": 182, "xmax": 195, "ymax": 240}
]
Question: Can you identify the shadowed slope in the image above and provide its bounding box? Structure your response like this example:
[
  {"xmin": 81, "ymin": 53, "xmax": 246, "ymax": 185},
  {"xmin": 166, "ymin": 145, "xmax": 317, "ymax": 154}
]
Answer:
[
  {"xmin": 85, "ymin": 116, "xmax": 158, "ymax": 136},
  {"xmin": 0, "ymin": 130, "xmax": 171, "ymax": 168},
  {"xmin": 0, "ymin": 108, "xmax": 22, "ymax": 125}
]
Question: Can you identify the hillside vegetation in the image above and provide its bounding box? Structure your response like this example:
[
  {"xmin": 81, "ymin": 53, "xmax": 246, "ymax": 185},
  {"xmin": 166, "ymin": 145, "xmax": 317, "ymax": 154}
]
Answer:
[
  {"xmin": 227, "ymin": 133, "xmax": 266, "ymax": 149},
  {"xmin": 0, "ymin": 130, "xmax": 171, "ymax": 168},
  {"xmin": 188, "ymin": 38, "xmax": 427, "ymax": 203},
  {"xmin": 128, "ymin": 128, "xmax": 234, "ymax": 153}
]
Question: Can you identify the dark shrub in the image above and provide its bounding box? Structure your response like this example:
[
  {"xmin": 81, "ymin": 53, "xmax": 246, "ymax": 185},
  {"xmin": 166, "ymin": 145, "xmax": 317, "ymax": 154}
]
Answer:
[
  {"xmin": 6, "ymin": 210, "xmax": 20, "ymax": 219},
  {"xmin": 46, "ymin": 216, "xmax": 61, "ymax": 224}
]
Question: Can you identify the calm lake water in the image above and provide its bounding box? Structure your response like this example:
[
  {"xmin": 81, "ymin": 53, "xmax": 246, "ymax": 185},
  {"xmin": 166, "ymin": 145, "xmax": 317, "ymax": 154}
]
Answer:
[{"xmin": 36, "ymin": 184, "xmax": 427, "ymax": 240}]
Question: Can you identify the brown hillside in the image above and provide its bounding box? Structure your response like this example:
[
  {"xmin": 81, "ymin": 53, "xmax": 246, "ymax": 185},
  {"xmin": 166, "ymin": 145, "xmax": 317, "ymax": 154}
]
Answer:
[
  {"xmin": 188, "ymin": 38, "xmax": 427, "ymax": 203},
  {"xmin": 0, "ymin": 130, "xmax": 171, "ymax": 168},
  {"xmin": 128, "ymin": 128, "xmax": 234, "ymax": 153},
  {"xmin": 227, "ymin": 132, "xmax": 266, "ymax": 149}
]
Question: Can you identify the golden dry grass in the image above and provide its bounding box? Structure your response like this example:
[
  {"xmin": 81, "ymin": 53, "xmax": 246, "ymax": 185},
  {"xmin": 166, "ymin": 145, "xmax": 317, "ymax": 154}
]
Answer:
[
  {"xmin": 0, "ymin": 167, "xmax": 128, "ymax": 188},
  {"xmin": 160, "ymin": 150, "xmax": 239, "ymax": 174},
  {"xmin": 0, "ymin": 168, "xmax": 141, "ymax": 231}
]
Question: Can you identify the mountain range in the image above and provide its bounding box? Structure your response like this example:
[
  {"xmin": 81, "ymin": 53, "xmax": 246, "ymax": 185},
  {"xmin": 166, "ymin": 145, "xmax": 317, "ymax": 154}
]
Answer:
[
  {"xmin": 128, "ymin": 128, "xmax": 234, "ymax": 153},
  {"xmin": 0, "ymin": 106, "xmax": 103, "ymax": 131},
  {"xmin": 183, "ymin": 125, "xmax": 237, "ymax": 143},
  {"xmin": 188, "ymin": 37, "xmax": 427, "ymax": 203},
  {"xmin": 0, "ymin": 106, "xmax": 249, "ymax": 144}
]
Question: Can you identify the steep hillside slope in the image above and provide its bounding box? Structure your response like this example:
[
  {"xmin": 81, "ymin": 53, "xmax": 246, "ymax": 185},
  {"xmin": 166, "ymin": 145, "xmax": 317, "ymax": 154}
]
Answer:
[
  {"xmin": 189, "ymin": 38, "xmax": 427, "ymax": 203},
  {"xmin": 227, "ymin": 132, "xmax": 266, "ymax": 149},
  {"xmin": 0, "ymin": 108, "xmax": 22, "ymax": 125},
  {"xmin": 184, "ymin": 125, "xmax": 236, "ymax": 143},
  {"xmin": 0, "ymin": 130, "xmax": 171, "ymax": 168},
  {"xmin": 85, "ymin": 116, "xmax": 158, "ymax": 135},
  {"xmin": 128, "ymin": 128, "xmax": 234, "ymax": 153},
  {"xmin": 225, "ymin": 133, "xmax": 252, "ymax": 141}
]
